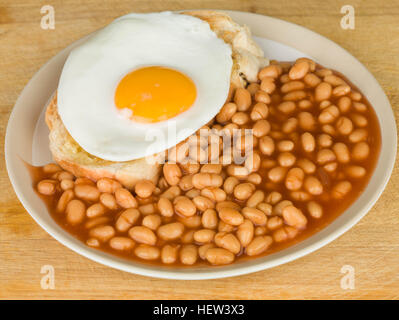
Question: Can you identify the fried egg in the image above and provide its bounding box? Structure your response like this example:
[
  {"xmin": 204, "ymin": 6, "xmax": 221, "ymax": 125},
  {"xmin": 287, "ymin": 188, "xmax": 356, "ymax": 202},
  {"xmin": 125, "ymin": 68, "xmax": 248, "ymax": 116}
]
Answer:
[{"xmin": 57, "ymin": 12, "xmax": 232, "ymax": 161}]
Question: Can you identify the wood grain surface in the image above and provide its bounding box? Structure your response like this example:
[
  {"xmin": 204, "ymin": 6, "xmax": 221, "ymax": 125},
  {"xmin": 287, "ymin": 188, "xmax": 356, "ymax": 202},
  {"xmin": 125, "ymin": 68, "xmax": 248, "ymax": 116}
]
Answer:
[{"xmin": 1, "ymin": 0, "xmax": 398, "ymax": 300}]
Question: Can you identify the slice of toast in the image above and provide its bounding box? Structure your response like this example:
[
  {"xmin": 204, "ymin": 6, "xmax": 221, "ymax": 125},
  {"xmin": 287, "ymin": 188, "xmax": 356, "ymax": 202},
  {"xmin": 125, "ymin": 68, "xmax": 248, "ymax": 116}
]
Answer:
[
  {"xmin": 46, "ymin": 11, "xmax": 268, "ymax": 189},
  {"xmin": 45, "ymin": 94, "xmax": 162, "ymax": 189}
]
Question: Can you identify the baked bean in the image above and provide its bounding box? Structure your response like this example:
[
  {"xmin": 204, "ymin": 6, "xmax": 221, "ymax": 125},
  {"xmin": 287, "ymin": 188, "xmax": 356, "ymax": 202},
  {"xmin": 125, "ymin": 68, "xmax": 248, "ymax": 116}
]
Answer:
[
  {"xmin": 37, "ymin": 179, "xmax": 57, "ymax": 195},
  {"xmin": 178, "ymin": 215, "xmax": 202, "ymax": 229},
  {"xmin": 298, "ymin": 112, "xmax": 316, "ymax": 131},
  {"xmin": 304, "ymin": 73, "xmax": 321, "ymax": 87},
  {"xmin": 218, "ymin": 207, "xmax": 244, "ymax": 226},
  {"xmin": 277, "ymin": 140, "xmax": 294, "ymax": 152},
  {"xmin": 345, "ymin": 165, "xmax": 366, "ymax": 178},
  {"xmin": 129, "ymin": 226, "xmax": 157, "ymax": 245},
  {"xmin": 200, "ymin": 164, "xmax": 222, "ymax": 174},
  {"xmin": 281, "ymin": 81, "xmax": 305, "ymax": 93},
  {"xmin": 353, "ymin": 101, "xmax": 367, "ymax": 112},
  {"xmin": 192, "ymin": 195, "xmax": 215, "ymax": 211},
  {"xmin": 180, "ymin": 244, "xmax": 198, "ymax": 265},
  {"xmin": 161, "ymin": 245, "xmax": 179, "ymax": 264},
  {"xmin": 351, "ymin": 114, "xmax": 368, "ymax": 127},
  {"xmin": 322, "ymin": 124, "xmax": 336, "ymax": 136},
  {"xmin": 242, "ymin": 207, "xmax": 267, "ymax": 226},
  {"xmin": 268, "ymin": 166, "xmax": 287, "ymax": 183},
  {"xmin": 223, "ymin": 176, "xmax": 239, "ymax": 194},
  {"xmin": 43, "ymin": 163, "xmax": 62, "ymax": 174},
  {"xmin": 74, "ymin": 184, "xmax": 100, "ymax": 202},
  {"xmin": 247, "ymin": 82, "xmax": 260, "ymax": 96},
  {"xmin": 278, "ymin": 152, "xmax": 296, "ymax": 167},
  {"xmin": 282, "ymin": 205, "xmax": 307, "ymax": 229},
  {"xmin": 160, "ymin": 186, "xmax": 181, "ymax": 200},
  {"xmin": 56, "ymin": 189, "xmax": 74, "ymax": 213},
  {"xmin": 232, "ymin": 111, "xmax": 250, "ymax": 125},
  {"xmin": 352, "ymin": 142, "xmax": 370, "ymax": 161},
  {"xmin": 134, "ymin": 244, "xmax": 160, "ymax": 260},
  {"xmin": 333, "ymin": 143, "xmax": 350, "ymax": 163},
  {"xmin": 180, "ymin": 161, "xmax": 200, "ymax": 174},
  {"xmin": 254, "ymin": 90, "xmax": 271, "ymax": 104},
  {"xmin": 246, "ymin": 236, "xmax": 273, "ymax": 256},
  {"xmin": 316, "ymin": 68, "xmax": 333, "ymax": 77},
  {"xmin": 319, "ymin": 105, "xmax": 340, "ymax": 124},
  {"xmin": 89, "ymin": 225, "xmax": 115, "ymax": 242},
  {"xmin": 333, "ymin": 85, "xmax": 351, "ymax": 96},
  {"xmin": 174, "ymin": 196, "xmax": 196, "ymax": 217},
  {"xmin": 307, "ymin": 201, "xmax": 323, "ymax": 218},
  {"xmin": 257, "ymin": 202, "xmax": 273, "ymax": 216},
  {"xmin": 260, "ymin": 77, "xmax": 276, "ymax": 94},
  {"xmin": 237, "ymin": 219, "xmax": 254, "ymax": 247},
  {"xmin": 317, "ymin": 149, "xmax": 336, "ymax": 164},
  {"xmin": 66, "ymin": 199, "xmax": 85, "ymax": 225},
  {"xmin": 60, "ymin": 179, "xmax": 74, "ymax": 191},
  {"xmin": 259, "ymin": 65, "xmax": 282, "ymax": 79},
  {"xmin": 193, "ymin": 229, "xmax": 216, "ymax": 243},
  {"xmin": 163, "ymin": 163, "xmax": 182, "ymax": 186},
  {"xmin": 315, "ymin": 82, "xmax": 332, "ymax": 101},
  {"xmin": 216, "ymin": 201, "xmax": 241, "ymax": 211},
  {"xmin": 86, "ymin": 203, "xmax": 106, "ymax": 218},
  {"xmin": 86, "ymin": 238, "xmax": 100, "ymax": 247},
  {"xmin": 250, "ymin": 102, "xmax": 269, "ymax": 121},
  {"xmin": 338, "ymin": 96, "xmax": 351, "ymax": 113},
  {"xmin": 115, "ymin": 188, "xmax": 138, "ymax": 208},
  {"xmin": 201, "ymin": 209, "xmax": 218, "ymax": 229},
  {"xmin": 98, "ymin": 193, "xmax": 117, "ymax": 210},
  {"xmin": 216, "ymin": 102, "xmax": 237, "ymax": 123},
  {"xmin": 319, "ymin": 100, "xmax": 331, "ymax": 109},
  {"xmin": 201, "ymin": 187, "xmax": 226, "ymax": 202},
  {"xmin": 266, "ymin": 191, "xmax": 282, "ymax": 204},
  {"xmin": 56, "ymin": 171, "xmax": 74, "ymax": 181},
  {"xmin": 192, "ymin": 173, "xmax": 223, "ymax": 189},
  {"xmin": 97, "ymin": 178, "xmax": 122, "ymax": 193},
  {"xmin": 185, "ymin": 189, "xmax": 200, "ymax": 199},
  {"xmin": 267, "ymin": 216, "xmax": 283, "ymax": 230},
  {"xmin": 85, "ymin": 216, "xmax": 110, "ymax": 230},
  {"xmin": 324, "ymin": 74, "xmax": 346, "ymax": 86},
  {"xmin": 332, "ymin": 181, "xmax": 352, "ymax": 199},
  {"xmin": 324, "ymin": 162, "xmax": 338, "ymax": 172},
  {"xmin": 304, "ymin": 176, "xmax": 323, "ymax": 195},
  {"xmin": 349, "ymin": 129, "xmax": 368, "ymax": 143},
  {"xmin": 246, "ymin": 190, "xmax": 265, "ymax": 208},
  {"xmin": 157, "ymin": 222, "xmax": 185, "ymax": 240},
  {"xmin": 317, "ymin": 134, "xmax": 333, "ymax": 148},
  {"xmin": 206, "ymin": 248, "xmax": 235, "ymax": 265},
  {"xmin": 301, "ymin": 132, "xmax": 315, "ymax": 152},
  {"xmin": 298, "ymin": 99, "xmax": 313, "ymax": 109},
  {"xmin": 297, "ymin": 158, "xmax": 316, "ymax": 174},
  {"xmin": 273, "ymin": 200, "xmax": 293, "ymax": 216},
  {"xmin": 75, "ymin": 177, "xmax": 94, "ymax": 186},
  {"xmin": 178, "ymin": 175, "xmax": 193, "ymax": 191},
  {"xmin": 289, "ymin": 61, "xmax": 309, "ymax": 80},
  {"xmin": 259, "ymin": 136, "xmax": 275, "ymax": 156},
  {"xmin": 218, "ymin": 220, "xmax": 235, "ymax": 233},
  {"xmin": 336, "ymin": 117, "xmax": 353, "ymax": 135},
  {"xmin": 234, "ymin": 183, "xmax": 255, "ymax": 200},
  {"xmin": 157, "ymin": 197, "xmax": 174, "ymax": 217},
  {"xmin": 285, "ymin": 168, "xmax": 304, "ymax": 191},
  {"xmin": 109, "ymin": 237, "xmax": 135, "ymax": 251},
  {"xmin": 278, "ymin": 101, "xmax": 296, "ymax": 114},
  {"xmin": 215, "ymin": 232, "xmax": 241, "ymax": 254},
  {"xmin": 252, "ymin": 119, "xmax": 271, "ymax": 137},
  {"xmin": 115, "ymin": 208, "xmax": 140, "ymax": 232},
  {"xmin": 234, "ymin": 88, "xmax": 251, "ymax": 111},
  {"xmin": 135, "ymin": 180, "xmax": 155, "ymax": 198},
  {"xmin": 282, "ymin": 117, "xmax": 298, "ymax": 134},
  {"xmin": 142, "ymin": 214, "xmax": 162, "ymax": 230},
  {"xmin": 254, "ymin": 226, "xmax": 267, "ymax": 235},
  {"xmin": 283, "ymin": 90, "xmax": 306, "ymax": 101}
]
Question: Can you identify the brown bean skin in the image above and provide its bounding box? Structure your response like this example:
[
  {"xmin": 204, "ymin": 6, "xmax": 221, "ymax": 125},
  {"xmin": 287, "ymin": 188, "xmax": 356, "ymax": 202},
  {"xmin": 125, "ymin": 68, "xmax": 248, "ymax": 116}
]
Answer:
[
  {"xmin": 246, "ymin": 236, "xmax": 273, "ymax": 256},
  {"xmin": 163, "ymin": 163, "xmax": 182, "ymax": 186},
  {"xmin": 205, "ymin": 248, "xmax": 235, "ymax": 265},
  {"xmin": 218, "ymin": 207, "xmax": 244, "ymax": 226},
  {"xmin": 66, "ymin": 199, "xmax": 86, "ymax": 225}
]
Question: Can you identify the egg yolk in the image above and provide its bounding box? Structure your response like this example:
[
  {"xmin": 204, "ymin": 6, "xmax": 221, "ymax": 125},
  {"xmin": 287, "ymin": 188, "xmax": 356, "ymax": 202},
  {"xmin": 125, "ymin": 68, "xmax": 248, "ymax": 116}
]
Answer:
[{"xmin": 114, "ymin": 66, "xmax": 197, "ymax": 123}]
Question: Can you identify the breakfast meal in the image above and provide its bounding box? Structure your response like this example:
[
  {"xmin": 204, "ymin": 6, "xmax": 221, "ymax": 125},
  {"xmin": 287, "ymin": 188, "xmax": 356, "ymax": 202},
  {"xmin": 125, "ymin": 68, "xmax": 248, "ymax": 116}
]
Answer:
[{"xmin": 32, "ymin": 11, "xmax": 381, "ymax": 266}]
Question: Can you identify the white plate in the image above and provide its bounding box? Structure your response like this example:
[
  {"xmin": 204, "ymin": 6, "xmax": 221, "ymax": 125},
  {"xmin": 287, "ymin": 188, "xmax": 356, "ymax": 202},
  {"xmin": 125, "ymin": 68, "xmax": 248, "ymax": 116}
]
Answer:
[{"xmin": 5, "ymin": 11, "xmax": 396, "ymax": 280}]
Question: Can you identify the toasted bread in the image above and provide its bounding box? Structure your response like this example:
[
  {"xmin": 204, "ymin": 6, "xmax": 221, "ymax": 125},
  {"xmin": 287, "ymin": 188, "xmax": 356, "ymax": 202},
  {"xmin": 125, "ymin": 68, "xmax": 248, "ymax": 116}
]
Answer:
[
  {"xmin": 45, "ymin": 94, "xmax": 162, "ymax": 189},
  {"xmin": 46, "ymin": 11, "xmax": 267, "ymax": 189}
]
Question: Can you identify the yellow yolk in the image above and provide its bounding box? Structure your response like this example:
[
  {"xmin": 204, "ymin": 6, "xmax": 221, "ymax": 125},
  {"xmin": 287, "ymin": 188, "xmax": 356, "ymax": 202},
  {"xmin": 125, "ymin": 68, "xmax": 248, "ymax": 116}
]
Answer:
[{"xmin": 114, "ymin": 66, "xmax": 197, "ymax": 123}]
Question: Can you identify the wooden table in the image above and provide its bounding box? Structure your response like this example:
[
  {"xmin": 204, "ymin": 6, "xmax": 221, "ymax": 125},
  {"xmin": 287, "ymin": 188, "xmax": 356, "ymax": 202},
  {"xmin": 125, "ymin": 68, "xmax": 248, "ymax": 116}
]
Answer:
[{"xmin": 1, "ymin": 0, "xmax": 398, "ymax": 300}]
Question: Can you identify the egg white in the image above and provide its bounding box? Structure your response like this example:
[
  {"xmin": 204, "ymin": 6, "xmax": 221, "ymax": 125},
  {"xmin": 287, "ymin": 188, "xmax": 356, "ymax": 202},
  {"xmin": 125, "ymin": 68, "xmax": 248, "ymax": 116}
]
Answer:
[{"xmin": 57, "ymin": 12, "xmax": 232, "ymax": 161}]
